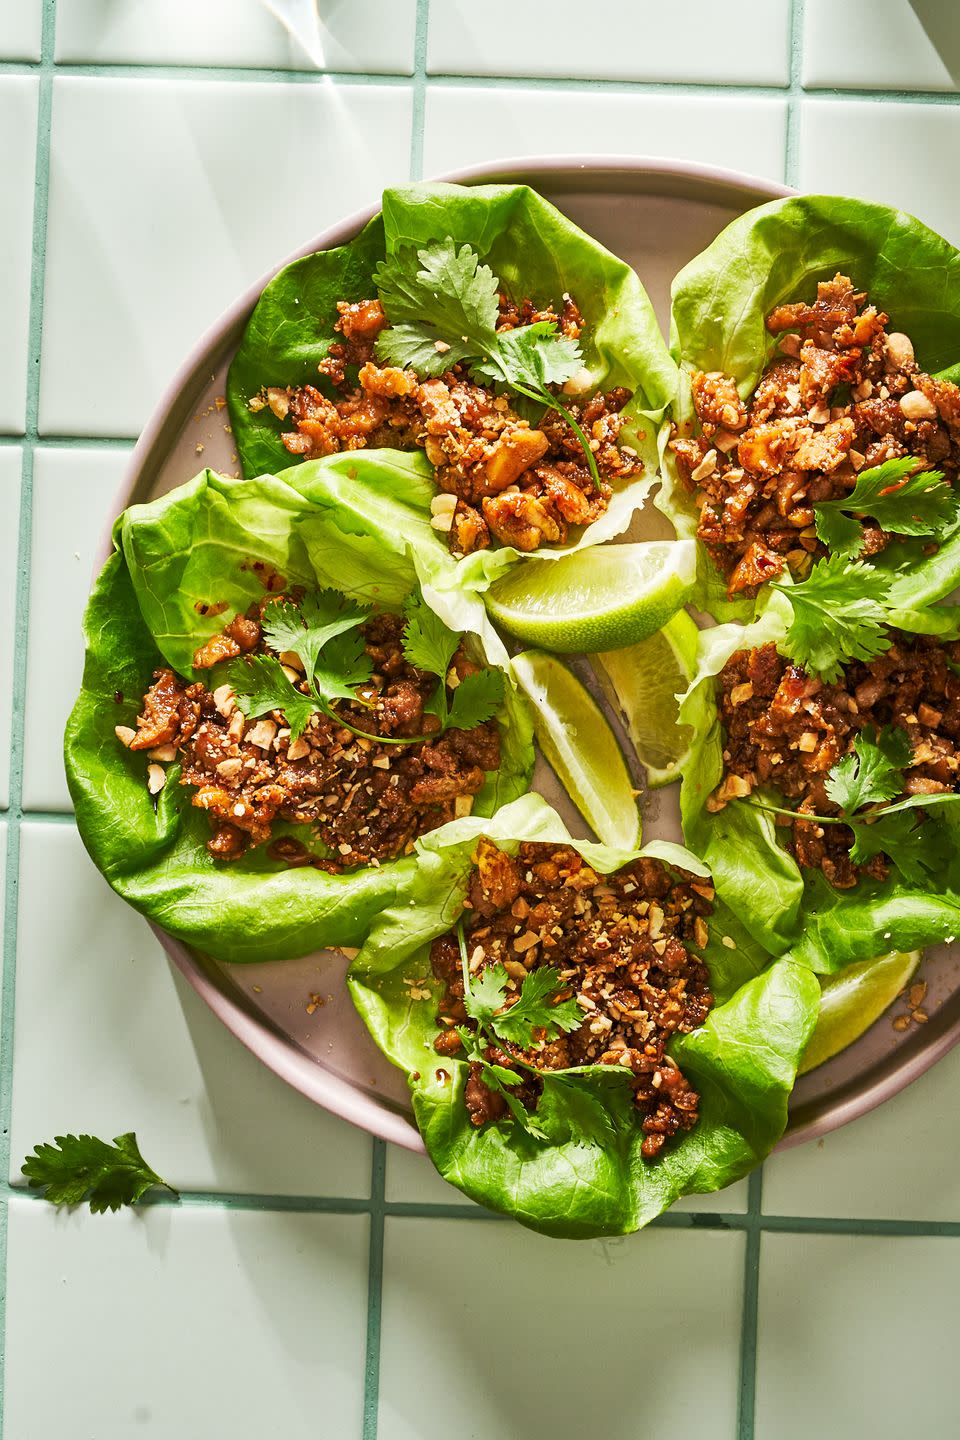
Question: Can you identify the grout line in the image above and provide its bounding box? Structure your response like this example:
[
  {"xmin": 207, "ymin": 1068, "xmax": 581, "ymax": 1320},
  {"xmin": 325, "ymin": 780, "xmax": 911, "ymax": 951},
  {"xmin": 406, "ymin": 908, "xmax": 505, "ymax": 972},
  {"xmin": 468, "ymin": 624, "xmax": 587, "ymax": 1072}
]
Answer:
[
  {"xmin": 0, "ymin": 434, "xmax": 136, "ymax": 450},
  {"xmin": 0, "ymin": 5, "xmax": 57, "ymax": 1435},
  {"xmin": 408, "ymin": 0, "xmax": 430, "ymax": 180},
  {"xmin": 783, "ymin": 0, "xmax": 805, "ymax": 187},
  {"xmin": 736, "ymin": 1168, "xmax": 764, "ymax": 1440},
  {"xmin": 361, "ymin": 1141, "xmax": 386, "ymax": 1440},
  {"xmin": 16, "ymin": 61, "xmax": 415, "ymax": 85},
  {"xmin": 7, "ymin": 1173, "xmax": 960, "ymax": 1236},
  {"xmin": 12, "ymin": 811, "xmax": 75, "ymax": 826}
]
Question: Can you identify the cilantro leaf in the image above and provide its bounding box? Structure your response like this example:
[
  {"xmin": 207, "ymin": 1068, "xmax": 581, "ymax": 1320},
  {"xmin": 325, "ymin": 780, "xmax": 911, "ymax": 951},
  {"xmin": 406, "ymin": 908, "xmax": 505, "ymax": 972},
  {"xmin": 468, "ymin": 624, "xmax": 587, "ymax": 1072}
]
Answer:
[
  {"xmin": 824, "ymin": 726, "xmax": 914, "ymax": 813},
  {"xmin": 462, "ymin": 962, "xmax": 511, "ymax": 1032},
  {"xmin": 311, "ymin": 629, "xmax": 374, "ymax": 707},
  {"xmin": 374, "ymin": 239, "xmax": 499, "ymax": 362},
  {"xmin": 773, "ymin": 556, "xmax": 893, "ymax": 683},
  {"xmin": 226, "ymin": 654, "xmax": 317, "ymax": 741},
  {"xmin": 401, "ymin": 591, "xmax": 460, "ymax": 682},
  {"xmin": 848, "ymin": 809, "xmax": 953, "ymax": 886},
  {"xmin": 488, "ymin": 967, "xmax": 584, "ymax": 1050},
  {"xmin": 376, "ymin": 322, "xmax": 476, "ymax": 378},
  {"xmin": 22, "ymin": 1133, "xmax": 177, "ymax": 1213},
  {"xmin": 473, "ymin": 321, "xmax": 583, "ymax": 391},
  {"xmin": 535, "ymin": 1072, "xmax": 636, "ymax": 1148},
  {"xmin": 447, "ymin": 669, "xmax": 505, "ymax": 731},
  {"xmin": 261, "ymin": 591, "xmax": 369, "ymax": 689},
  {"xmin": 814, "ymin": 458, "xmax": 960, "ymax": 559}
]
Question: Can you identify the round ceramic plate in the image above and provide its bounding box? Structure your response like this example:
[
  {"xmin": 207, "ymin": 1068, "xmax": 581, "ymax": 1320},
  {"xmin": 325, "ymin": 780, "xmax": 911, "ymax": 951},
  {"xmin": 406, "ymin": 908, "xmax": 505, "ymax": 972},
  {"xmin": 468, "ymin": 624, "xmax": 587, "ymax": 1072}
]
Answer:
[{"xmin": 106, "ymin": 156, "xmax": 960, "ymax": 1154}]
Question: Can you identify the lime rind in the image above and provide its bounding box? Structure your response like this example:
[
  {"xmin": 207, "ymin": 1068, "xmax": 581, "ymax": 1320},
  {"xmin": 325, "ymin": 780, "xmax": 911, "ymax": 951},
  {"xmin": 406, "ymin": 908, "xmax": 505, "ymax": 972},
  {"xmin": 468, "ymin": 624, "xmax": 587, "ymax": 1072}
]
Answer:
[{"xmin": 512, "ymin": 649, "xmax": 641, "ymax": 850}]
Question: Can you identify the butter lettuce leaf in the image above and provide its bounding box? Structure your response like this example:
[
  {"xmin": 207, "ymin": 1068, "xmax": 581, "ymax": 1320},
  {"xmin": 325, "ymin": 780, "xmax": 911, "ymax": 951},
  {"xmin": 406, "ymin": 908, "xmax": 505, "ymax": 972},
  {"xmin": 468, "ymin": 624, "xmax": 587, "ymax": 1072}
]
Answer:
[
  {"xmin": 65, "ymin": 469, "xmax": 535, "ymax": 964},
  {"xmin": 663, "ymin": 194, "xmax": 960, "ymax": 622},
  {"xmin": 348, "ymin": 793, "xmax": 818, "ymax": 1238}
]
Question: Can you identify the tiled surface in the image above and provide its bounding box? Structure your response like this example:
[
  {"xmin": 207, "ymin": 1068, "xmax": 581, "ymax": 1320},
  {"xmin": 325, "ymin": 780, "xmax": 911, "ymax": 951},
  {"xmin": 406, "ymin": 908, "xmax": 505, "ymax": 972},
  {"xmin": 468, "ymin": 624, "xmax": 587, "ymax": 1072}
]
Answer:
[
  {"xmin": 4, "ymin": 1199, "xmax": 368, "ymax": 1438},
  {"xmin": 55, "ymin": 0, "xmax": 418, "ymax": 72},
  {"xmin": 6, "ymin": 5, "xmax": 960, "ymax": 1440},
  {"xmin": 755, "ymin": 1233, "xmax": 960, "ymax": 1438},
  {"xmin": 22, "ymin": 445, "xmax": 130, "ymax": 810},
  {"xmin": 0, "ymin": 3, "xmax": 42, "ymax": 61},
  {"xmin": 423, "ymin": 87, "xmax": 788, "ymax": 184},
  {"xmin": 798, "ymin": 98, "xmax": 960, "ymax": 245},
  {"xmin": 428, "ymin": 0, "xmax": 791, "ymax": 84},
  {"xmin": 379, "ymin": 1219, "xmax": 744, "ymax": 1440},
  {"xmin": 803, "ymin": 0, "xmax": 960, "ymax": 92},
  {"xmin": 39, "ymin": 76, "xmax": 413, "ymax": 437},
  {"xmin": 0, "ymin": 79, "xmax": 38, "ymax": 435},
  {"xmin": 0, "ymin": 448, "xmax": 21, "ymax": 811},
  {"xmin": 9, "ymin": 822, "xmax": 373, "ymax": 1196}
]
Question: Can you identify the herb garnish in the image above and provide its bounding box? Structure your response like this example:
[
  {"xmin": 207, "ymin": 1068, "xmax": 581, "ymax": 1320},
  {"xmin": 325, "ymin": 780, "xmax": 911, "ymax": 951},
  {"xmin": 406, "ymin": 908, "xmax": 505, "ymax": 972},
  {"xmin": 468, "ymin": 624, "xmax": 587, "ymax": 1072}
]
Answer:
[
  {"xmin": 22, "ymin": 1133, "xmax": 177, "ymax": 1213},
  {"xmin": 226, "ymin": 590, "xmax": 503, "ymax": 745},
  {"xmin": 749, "ymin": 726, "xmax": 960, "ymax": 884},
  {"xmin": 771, "ymin": 555, "xmax": 894, "ymax": 683},
  {"xmin": 813, "ymin": 457, "xmax": 960, "ymax": 559},
  {"xmin": 373, "ymin": 238, "xmax": 601, "ymax": 486},
  {"xmin": 453, "ymin": 920, "xmax": 583, "ymax": 1139}
]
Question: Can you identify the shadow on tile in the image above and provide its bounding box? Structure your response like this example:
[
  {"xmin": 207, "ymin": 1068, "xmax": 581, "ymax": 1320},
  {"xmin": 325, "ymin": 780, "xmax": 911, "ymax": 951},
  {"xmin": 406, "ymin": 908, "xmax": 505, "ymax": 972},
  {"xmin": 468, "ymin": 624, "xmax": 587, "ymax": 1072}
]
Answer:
[{"xmin": 910, "ymin": 0, "xmax": 960, "ymax": 84}]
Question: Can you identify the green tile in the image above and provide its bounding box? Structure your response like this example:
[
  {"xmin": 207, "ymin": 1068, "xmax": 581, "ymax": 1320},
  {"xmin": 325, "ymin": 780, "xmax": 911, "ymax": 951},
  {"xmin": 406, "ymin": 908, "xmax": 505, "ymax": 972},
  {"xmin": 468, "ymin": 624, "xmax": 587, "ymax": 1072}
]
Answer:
[
  {"xmin": 4, "ymin": 1197, "xmax": 368, "ymax": 1438},
  {"xmin": 0, "ymin": 446, "xmax": 22, "ymax": 810},
  {"xmin": 56, "ymin": 0, "xmax": 417, "ymax": 72},
  {"xmin": 799, "ymin": 98, "xmax": 960, "ymax": 246},
  {"xmin": 429, "ymin": 0, "xmax": 791, "ymax": 83},
  {"xmin": 765, "ymin": 1044, "xmax": 960, "ymax": 1220},
  {"xmin": 0, "ymin": 78, "xmax": 38, "ymax": 435},
  {"xmin": 756, "ymin": 1232, "xmax": 960, "ymax": 1438},
  {"xmin": 379, "ymin": 1217, "xmax": 744, "ymax": 1439},
  {"xmin": 40, "ymin": 76, "xmax": 413, "ymax": 436},
  {"xmin": 422, "ymin": 85, "xmax": 788, "ymax": 185},
  {"xmin": 804, "ymin": 0, "xmax": 960, "ymax": 91},
  {"xmin": 10, "ymin": 821, "xmax": 373, "ymax": 1195},
  {"xmin": 22, "ymin": 445, "xmax": 130, "ymax": 810}
]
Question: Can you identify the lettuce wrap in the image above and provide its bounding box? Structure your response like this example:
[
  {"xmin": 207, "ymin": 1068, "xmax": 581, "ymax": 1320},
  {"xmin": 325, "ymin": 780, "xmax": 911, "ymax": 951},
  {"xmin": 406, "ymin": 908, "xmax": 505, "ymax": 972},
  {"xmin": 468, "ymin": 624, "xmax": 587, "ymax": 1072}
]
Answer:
[
  {"xmin": 348, "ymin": 793, "xmax": 819, "ymax": 1238},
  {"xmin": 227, "ymin": 181, "xmax": 677, "ymax": 591},
  {"xmin": 663, "ymin": 194, "xmax": 960, "ymax": 622},
  {"xmin": 678, "ymin": 590, "xmax": 960, "ymax": 973},
  {"xmin": 64, "ymin": 468, "xmax": 535, "ymax": 964}
]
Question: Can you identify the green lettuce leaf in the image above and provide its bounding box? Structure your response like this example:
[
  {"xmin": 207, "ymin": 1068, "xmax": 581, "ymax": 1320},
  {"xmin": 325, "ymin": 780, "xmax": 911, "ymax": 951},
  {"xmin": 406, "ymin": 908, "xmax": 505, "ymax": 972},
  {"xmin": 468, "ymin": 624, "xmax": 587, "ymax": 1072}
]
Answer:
[
  {"xmin": 678, "ymin": 592, "xmax": 960, "ymax": 972},
  {"xmin": 347, "ymin": 792, "xmax": 819, "ymax": 1237},
  {"xmin": 64, "ymin": 469, "xmax": 535, "ymax": 964},
  {"xmin": 664, "ymin": 194, "xmax": 960, "ymax": 622},
  {"xmin": 227, "ymin": 181, "xmax": 677, "ymax": 579}
]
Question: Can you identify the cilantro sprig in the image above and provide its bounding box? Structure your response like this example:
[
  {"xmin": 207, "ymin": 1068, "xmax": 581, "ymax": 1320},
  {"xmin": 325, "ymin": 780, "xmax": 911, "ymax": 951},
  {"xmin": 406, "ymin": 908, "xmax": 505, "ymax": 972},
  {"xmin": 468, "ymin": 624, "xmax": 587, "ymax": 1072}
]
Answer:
[
  {"xmin": 226, "ymin": 591, "xmax": 503, "ymax": 745},
  {"xmin": 750, "ymin": 726, "xmax": 960, "ymax": 885},
  {"xmin": 372, "ymin": 238, "xmax": 601, "ymax": 487},
  {"xmin": 22, "ymin": 1133, "xmax": 178, "ymax": 1213},
  {"xmin": 814, "ymin": 457, "xmax": 960, "ymax": 559},
  {"xmin": 454, "ymin": 921, "xmax": 583, "ymax": 1139},
  {"xmin": 771, "ymin": 555, "xmax": 895, "ymax": 684}
]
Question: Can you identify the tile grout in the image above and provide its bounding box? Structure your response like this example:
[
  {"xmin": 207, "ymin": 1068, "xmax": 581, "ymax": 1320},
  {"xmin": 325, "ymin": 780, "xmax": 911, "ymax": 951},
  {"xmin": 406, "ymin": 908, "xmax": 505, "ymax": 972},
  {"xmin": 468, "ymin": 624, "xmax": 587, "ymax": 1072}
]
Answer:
[
  {"xmin": 0, "ymin": 6, "xmax": 58, "ymax": 1433},
  {"xmin": 736, "ymin": 1168, "xmax": 764, "ymax": 1440},
  {"xmin": 408, "ymin": 0, "xmax": 430, "ymax": 180},
  {"xmin": 361, "ymin": 1140, "xmax": 386, "ymax": 1440},
  {"xmin": 783, "ymin": 0, "xmax": 805, "ymax": 187}
]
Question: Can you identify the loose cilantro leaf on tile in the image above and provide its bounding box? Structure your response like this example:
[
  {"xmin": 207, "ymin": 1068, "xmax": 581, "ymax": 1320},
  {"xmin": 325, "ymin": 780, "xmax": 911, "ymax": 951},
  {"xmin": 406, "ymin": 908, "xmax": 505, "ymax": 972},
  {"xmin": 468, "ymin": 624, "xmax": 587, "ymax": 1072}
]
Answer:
[
  {"xmin": 814, "ymin": 458, "xmax": 960, "ymax": 559},
  {"xmin": 22, "ymin": 1133, "xmax": 178, "ymax": 1213}
]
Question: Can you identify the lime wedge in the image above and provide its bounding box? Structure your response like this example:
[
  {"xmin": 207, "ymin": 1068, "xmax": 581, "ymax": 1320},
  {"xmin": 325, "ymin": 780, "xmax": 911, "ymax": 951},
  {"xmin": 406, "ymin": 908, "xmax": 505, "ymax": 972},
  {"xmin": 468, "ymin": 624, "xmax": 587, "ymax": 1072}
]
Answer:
[
  {"xmin": 798, "ymin": 949, "xmax": 922, "ymax": 1075},
  {"xmin": 512, "ymin": 649, "xmax": 641, "ymax": 850},
  {"xmin": 485, "ymin": 540, "xmax": 697, "ymax": 654},
  {"xmin": 591, "ymin": 609, "xmax": 700, "ymax": 787}
]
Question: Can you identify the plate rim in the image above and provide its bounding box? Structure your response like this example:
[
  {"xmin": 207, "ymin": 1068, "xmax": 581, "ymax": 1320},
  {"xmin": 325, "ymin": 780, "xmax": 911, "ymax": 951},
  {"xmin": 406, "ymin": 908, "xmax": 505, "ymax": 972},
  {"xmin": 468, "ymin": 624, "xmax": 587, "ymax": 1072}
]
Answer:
[{"xmin": 103, "ymin": 154, "xmax": 957, "ymax": 1161}]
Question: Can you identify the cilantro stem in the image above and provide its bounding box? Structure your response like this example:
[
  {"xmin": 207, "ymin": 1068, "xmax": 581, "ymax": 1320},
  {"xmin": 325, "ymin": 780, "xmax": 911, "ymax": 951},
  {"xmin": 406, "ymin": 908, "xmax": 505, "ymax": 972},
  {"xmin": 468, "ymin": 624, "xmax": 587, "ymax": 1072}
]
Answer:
[
  {"xmin": 748, "ymin": 798, "xmax": 849, "ymax": 826},
  {"xmin": 510, "ymin": 379, "xmax": 603, "ymax": 491}
]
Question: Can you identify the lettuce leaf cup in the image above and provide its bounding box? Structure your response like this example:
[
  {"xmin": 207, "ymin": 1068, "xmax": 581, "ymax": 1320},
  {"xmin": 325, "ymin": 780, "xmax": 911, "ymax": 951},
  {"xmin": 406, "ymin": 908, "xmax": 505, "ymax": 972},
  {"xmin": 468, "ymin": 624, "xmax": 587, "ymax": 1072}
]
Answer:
[
  {"xmin": 679, "ymin": 583, "xmax": 960, "ymax": 974},
  {"xmin": 663, "ymin": 194, "xmax": 960, "ymax": 623},
  {"xmin": 348, "ymin": 793, "xmax": 819, "ymax": 1238},
  {"xmin": 227, "ymin": 181, "xmax": 677, "ymax": 595},
  {"xmin": 65, "ymin": 467, "xmax": 535, "ymax": 965}
]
